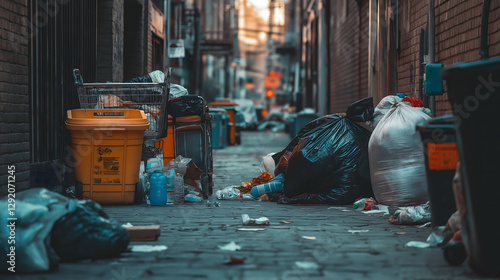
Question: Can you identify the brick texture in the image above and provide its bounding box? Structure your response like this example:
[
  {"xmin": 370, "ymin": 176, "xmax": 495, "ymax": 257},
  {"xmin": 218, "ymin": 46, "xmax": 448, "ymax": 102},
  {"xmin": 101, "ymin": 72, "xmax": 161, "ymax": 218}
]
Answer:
[
  {"xmin": 325, "ymin": 0, "xmax": 500, "ymax": 116},
  {"xmin": 328, "ymin": 0, "xmax": 361, "ymax": 113},
  {"xmin": 0, "ymin": 0, "xmax": 30, "ymax": 194}
]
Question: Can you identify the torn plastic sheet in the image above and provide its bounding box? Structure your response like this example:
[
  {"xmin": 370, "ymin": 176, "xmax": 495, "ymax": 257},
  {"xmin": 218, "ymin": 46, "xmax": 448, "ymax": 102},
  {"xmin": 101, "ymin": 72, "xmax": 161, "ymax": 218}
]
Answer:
[
  {"xmin": 236, "ymin": 228, "xmax": 267, "ymax": 231},
  {"xmin": 217, "ymin": 241, "xmax": 242, "ymax": 252},
  {"xmin": 130, "ymin": 245, "xmax": 168, "ymax": 252}
]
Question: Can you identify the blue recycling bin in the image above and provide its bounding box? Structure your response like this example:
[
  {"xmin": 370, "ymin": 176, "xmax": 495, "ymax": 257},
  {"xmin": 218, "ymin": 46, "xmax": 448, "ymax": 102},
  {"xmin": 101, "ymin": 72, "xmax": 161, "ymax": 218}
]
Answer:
[
  {"xmin": 289, "ymin": 110, "xmax": 319, "ymax": 138},
  {"xmin": 210, "ymin": 108, "xmax": 228, "ymax": 149}
]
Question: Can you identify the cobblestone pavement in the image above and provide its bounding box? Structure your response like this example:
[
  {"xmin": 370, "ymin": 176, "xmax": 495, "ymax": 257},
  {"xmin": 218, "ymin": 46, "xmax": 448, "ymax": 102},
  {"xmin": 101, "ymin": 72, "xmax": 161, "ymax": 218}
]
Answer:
[{"xmin": 7, "ymin": 131, "xmax": 496, "ymax": 280}]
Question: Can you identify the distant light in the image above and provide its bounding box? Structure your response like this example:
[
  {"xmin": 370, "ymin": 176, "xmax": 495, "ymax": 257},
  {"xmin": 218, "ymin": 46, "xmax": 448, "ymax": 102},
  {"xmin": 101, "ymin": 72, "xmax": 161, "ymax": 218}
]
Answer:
[
  {"xmin": 266, "ymin": 90, "xmax": 274, "ymax": 97},
  {"xmin": 269, "ymin": 71, "xmax": 275, "ymax": 77}
]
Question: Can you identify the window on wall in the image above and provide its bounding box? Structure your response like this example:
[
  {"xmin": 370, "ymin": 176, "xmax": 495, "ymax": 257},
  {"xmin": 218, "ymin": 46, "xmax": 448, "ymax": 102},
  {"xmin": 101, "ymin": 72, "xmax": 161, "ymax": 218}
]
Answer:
[{"xmin": 152, "ymin": 34, "xmax": 164, "ymax": 71}]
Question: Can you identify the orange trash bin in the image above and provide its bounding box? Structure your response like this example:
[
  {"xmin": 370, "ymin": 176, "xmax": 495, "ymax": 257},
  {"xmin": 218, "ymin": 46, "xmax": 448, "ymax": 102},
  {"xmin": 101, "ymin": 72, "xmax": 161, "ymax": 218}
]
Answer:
[{"xmin": 66, "ymin": 109, "xmax": 149, "ymax": 204}]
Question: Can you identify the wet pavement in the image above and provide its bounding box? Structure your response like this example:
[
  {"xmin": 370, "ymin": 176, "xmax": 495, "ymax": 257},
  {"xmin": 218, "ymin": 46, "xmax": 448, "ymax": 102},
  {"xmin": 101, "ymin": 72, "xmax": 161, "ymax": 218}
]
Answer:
[{"xmin": 7, "ymin": 131, "xmax": 496, "ymax": 280}]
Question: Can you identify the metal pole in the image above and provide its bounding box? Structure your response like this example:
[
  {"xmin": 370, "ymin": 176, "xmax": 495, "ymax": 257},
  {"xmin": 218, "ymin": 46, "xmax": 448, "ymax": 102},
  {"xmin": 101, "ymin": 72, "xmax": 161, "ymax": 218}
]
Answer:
[
  {"xmin": 164, "ymin": 0, "xmax": 171, "ymax": 69},
  {"xmin": 428, "ymin": 0, "xmax": 435, "ymax": 116}
]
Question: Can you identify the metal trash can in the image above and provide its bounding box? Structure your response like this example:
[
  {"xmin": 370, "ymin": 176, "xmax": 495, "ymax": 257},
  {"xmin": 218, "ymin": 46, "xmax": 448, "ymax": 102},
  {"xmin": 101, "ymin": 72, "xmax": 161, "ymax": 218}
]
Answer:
[
  {"xmin": 416, "ymin": 115, "xmax": 458, "ymax": 227},
  {"xmin": 210, "ymin": 108, "xmax": 228, "ymax": 149},
  {"xmin": 441, "ymin": 58, "xmax": 500, "ymax": 277},
  {"xmin": 290, "ymin": 110, "xmax": 319, "ymax": 138}
]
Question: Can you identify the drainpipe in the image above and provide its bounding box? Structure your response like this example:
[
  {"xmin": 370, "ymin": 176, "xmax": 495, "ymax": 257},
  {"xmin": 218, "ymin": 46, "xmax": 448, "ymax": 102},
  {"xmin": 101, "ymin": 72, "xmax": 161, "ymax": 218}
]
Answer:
[
  {"xmin": 428, "ymin": 0, "xmax": 435, "ymax": 116},
  {"xmin": 480, "ymin": 0, "xmax": 491, "ymax": 59}
]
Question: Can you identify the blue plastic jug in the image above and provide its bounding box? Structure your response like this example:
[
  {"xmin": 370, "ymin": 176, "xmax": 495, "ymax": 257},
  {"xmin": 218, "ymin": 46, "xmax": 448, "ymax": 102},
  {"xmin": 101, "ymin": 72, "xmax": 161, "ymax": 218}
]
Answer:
[{"xmin": 149, "ymin": 170, "xmax": 167, "ymax": 205}]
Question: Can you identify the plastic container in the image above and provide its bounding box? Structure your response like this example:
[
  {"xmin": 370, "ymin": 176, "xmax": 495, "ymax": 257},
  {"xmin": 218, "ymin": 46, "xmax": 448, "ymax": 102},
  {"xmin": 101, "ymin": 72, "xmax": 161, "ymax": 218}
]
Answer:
[
  {"xmin": 250, "ymin": 181, "xmax": 283, "ymax": 197},
  {"xmin": 441, "ymin": 58, "xmax": 500, "ymax": 277},
  {"xmin": 416, "ymin": 115, "xmax": 458, "ymax": 227},
  {"xmin": 174, "ymin": 173, "xmax": 184, "ymax": 204},
  {"xmin": 66, "ymin": 109, "xmax": 149, "ymax": 204},
  {"xmin": 166, "ymin": 169, "xmax": 175, "ymax": 205},
  {"xmin": 352, "ymin": 198, "xmax": 375, "ymax": 211},
  {"xmin": 149, "ymin": 170, "xmax": 167, "ymax": 205}
]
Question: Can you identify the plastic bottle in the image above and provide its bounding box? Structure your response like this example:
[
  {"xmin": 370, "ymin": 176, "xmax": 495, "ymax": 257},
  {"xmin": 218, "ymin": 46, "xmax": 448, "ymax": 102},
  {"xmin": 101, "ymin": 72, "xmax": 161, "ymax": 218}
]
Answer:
[
  {"xmin": 250, "ymin": 181, "xmax": 283, "ymax": 197},
  {"xmin": 174, "ymin": 173, "xmax": 184, "ymax": 204},
  {"xmin": 149, "ymin": 170, "xmax": 167, "ymax": 205},
  {"xmin": 166, "ymin": 169, "xmax": 176, "ymax": 205},
  {"xmin": 353, "ymin": 197, "xmax": 376, "ymax": 210}
]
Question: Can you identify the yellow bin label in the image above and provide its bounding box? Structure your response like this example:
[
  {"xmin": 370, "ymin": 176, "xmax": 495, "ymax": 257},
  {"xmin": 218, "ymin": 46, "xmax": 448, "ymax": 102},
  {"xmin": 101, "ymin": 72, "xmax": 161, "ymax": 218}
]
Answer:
[
  {"xmin": 93, "ymin": 146, "xmax": 123, "ymax": 184},
  {"xmin": 427, "ymin": 143, "xmax": 459, "ymax": 171}
]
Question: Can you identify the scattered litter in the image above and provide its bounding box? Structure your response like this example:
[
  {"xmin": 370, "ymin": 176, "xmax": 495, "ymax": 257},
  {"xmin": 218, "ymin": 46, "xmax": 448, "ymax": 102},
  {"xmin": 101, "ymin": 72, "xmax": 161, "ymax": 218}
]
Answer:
[
  {"xmin": 302, "ymin": 236, "xmax": 316, "ymax": 240},
  {"xmin": 417, "ymin": 222, "xmax": 432, "ymax": 228},
  {"xmin": 241, "ymin": 214, "xmax": 270, "ymax": 226},
  {"xmin": 206, "ymin": 201, "xmax": 220, "ymax": 207},
  {"xmin": 362, "ymin": 205, "xmax": 389, "ymax": 215},
  {"xmin": 271, "ymin": 226, "xmax": 290, "ymax": 229},
  {"xmin": 216, "ymin": 186, "xmax": 256, "ymax": 200},
  {"xmin": 353, "ymin": 197, "xmax": 377, "ymax": 210},
  {"xmin": 130, "ymin": 245, "xmax": 168, "ymax": 253},
  {"xmin": 218, "ymin": 241, "xmax": 242, "ymax": 251},
  {"xmin": 294, "ymin": 261, "xmax": 320, "ymax": 270},
  {"xmin": 389, "ymin": 203, "xmax": 431, "ymax": 225},
  {"xmin": 348, "ymin": 229, "xmax": 370, "ymax": 234},
  {"xmin": 122, "ymin": 223, "xmax": 134, "ymax": 228},
  {"xmin": 281, "ymin": 220, "xmax": 294, "ymax": 224},
  {"xmin": 126, "ymin": 225, "xmax": 161, "ymax": 241},
  {"xmin": 221, "ymin": 224, "xmax": 235, "ymax": 227},
  {"xmin": 341, "ymin": 209, "xmax": 352, "ymax": 212},
  {"xmin": 236, "ymin": 227, "xmax": 267, "ymax": 231},
  {"xmin": 224, "ymin": 256, "xmax": 246, "ymax": 265},
  {"xmin": 328, "ymin": 207, "xmax": 347, "ymax": 210},
  {"xmin": 426, "ymin": 229, "xmax": 445, "ymax": 246},
  {"xmin": 405, "ymin": 241, "xmax": 432, "ymax": 248},
  {"xmin": 395, "ymin": 232, "xmax": 407, "ymax": 235}
]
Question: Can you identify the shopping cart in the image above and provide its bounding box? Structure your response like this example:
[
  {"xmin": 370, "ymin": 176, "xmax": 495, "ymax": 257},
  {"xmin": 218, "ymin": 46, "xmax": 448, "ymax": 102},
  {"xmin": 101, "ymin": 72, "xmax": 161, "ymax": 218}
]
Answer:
[{"xmin": 73, "ymin": 69, "xmax": 171, "ymax": 170}]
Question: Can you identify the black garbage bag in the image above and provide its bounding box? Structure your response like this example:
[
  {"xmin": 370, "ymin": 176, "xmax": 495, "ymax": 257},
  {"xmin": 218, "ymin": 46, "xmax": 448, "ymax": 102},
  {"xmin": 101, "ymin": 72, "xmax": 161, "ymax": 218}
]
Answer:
[
  {"xmin": 274, "ymin": 97, "xmax": 374, "ymax": 204},
  {"xmin": 50, "ymin": 200, "xmax": 130, "ymax": 261}
]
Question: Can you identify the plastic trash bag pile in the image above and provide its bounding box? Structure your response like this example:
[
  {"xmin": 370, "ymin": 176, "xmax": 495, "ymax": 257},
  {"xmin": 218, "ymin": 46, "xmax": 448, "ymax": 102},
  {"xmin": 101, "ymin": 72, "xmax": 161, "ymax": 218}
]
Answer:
[{"xmin": 0, "ymin": 189, "xmax": 129, "ymax": 273}]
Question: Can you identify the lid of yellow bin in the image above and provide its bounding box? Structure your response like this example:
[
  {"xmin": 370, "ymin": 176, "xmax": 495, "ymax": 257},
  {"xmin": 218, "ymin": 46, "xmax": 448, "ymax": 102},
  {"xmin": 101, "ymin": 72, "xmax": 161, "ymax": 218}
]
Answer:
[{"xmin": 66, "ymin": 109, "xmax": 150, "ymax": 130}]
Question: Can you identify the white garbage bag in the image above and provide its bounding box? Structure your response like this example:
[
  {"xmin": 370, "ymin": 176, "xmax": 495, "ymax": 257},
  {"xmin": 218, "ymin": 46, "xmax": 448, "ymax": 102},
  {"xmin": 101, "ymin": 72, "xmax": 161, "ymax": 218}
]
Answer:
[{"xmin": 368, "ymin": 102, "xmax": 431, "ymax": 206}]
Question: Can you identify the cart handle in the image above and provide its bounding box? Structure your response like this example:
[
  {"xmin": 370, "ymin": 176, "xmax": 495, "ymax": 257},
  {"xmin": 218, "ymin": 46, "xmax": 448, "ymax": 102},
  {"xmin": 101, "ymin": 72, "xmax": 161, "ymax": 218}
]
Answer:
[{"xmin": 74, "ymin": 69, "xmax": 83, "ymax": 85}]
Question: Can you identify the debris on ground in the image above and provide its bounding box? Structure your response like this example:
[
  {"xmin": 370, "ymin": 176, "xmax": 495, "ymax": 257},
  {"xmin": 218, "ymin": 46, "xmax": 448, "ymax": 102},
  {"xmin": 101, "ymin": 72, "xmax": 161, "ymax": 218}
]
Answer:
[
  {"xmin": 302, "ymin": 236, "xmax": 316, "ymax": 240},
  {"xmin": 224, "ymin": 256, "xmax": 247, "ymax": 265},
  {"xmin": 217, "ymin": 241, "xmax": 242, "ymax": 251},
  {"xmin": 241, "ymin": 214, "xmax": 270, "ymax": 225},
  {"xmin": 216, "ymin": 186, "xmax": 256, "ymax": 200},
  {"xmin": 126, "ymin": 225, "xmax": 161, "ymax": 241},
  {"xmin": 294, "ymin": 261, "xmax": 320, "ymax": 270},
  {"xmin": 237, "ymin": 172, "xmax": 274, "ymax": 193},
  {"xmin": 236, "ymin": 228, "xmax": 267, "ymax": 231},
  {"xmin": 405, "ymin": 241, "xmax": 432, "ymax": 248},
  {"xmin": 130, "ymin": 245, "xmax": 168, "ymax": 253},
  {"xmin": 389, "ymin": 202, "xmax": 431, "ymax": 225}
]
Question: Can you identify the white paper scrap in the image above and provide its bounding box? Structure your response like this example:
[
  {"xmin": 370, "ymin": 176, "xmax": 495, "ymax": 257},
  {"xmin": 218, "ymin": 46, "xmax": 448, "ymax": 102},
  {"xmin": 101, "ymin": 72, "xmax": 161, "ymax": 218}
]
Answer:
[
  {"xmin": 295, "ymin": 261, "xmax": 320, "ymax": 270},
  {"xmin": 217, "ymin": 241, "xmax": 242, "ymax": 251},
  {"xmin": 130, "ymin": 245, "xmax": 168, "ymax": 252},
  {"xmin": 405, "ymin": 241, "xmax": 432, "ymax": 248}
]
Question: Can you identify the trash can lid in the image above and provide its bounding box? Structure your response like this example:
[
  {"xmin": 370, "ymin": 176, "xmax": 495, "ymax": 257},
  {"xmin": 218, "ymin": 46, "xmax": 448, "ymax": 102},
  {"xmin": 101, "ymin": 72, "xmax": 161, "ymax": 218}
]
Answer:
[
  {"xmin": 441, "ymin": 57, "xmax": 500, "ymax": 81},
  {"xmin": 66, "ymin": 109, "xmax": 149, "ymax": 130}
]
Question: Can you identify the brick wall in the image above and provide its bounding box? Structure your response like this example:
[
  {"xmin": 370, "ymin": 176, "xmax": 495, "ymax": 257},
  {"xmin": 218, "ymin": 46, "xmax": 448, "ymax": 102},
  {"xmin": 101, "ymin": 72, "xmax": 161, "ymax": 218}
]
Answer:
[
  {"xmin": 325, "ymin": 0, "xmax": 500, "ymax": 116},
  {"xmin": 0, "ymin": 0, "xmax": 30, "ymax": 194},
  {"xmin": 97, "ymin": 0, "xmax": 124, "ymax": 82},
  {"xmin": 397, "ymin": 0, "xmax": 500, "ymax": 116},
  {"xmin": 328, "ymin": 0, "xmax": 361, "ymax": 113}
]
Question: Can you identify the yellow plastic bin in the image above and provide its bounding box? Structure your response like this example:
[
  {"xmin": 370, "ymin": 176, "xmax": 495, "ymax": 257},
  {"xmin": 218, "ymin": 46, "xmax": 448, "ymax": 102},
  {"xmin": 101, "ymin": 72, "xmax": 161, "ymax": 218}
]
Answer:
[{"xmin": 66, "ymin": 109, "xmax": 149, "ymax": 204}]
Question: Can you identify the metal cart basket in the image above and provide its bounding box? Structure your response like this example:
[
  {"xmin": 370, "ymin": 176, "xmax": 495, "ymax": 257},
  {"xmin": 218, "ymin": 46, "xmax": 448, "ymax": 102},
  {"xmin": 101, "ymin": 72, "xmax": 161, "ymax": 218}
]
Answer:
[{"xmin": 73, "ymin": 69, "xmax": 171, "ymax": 166}]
